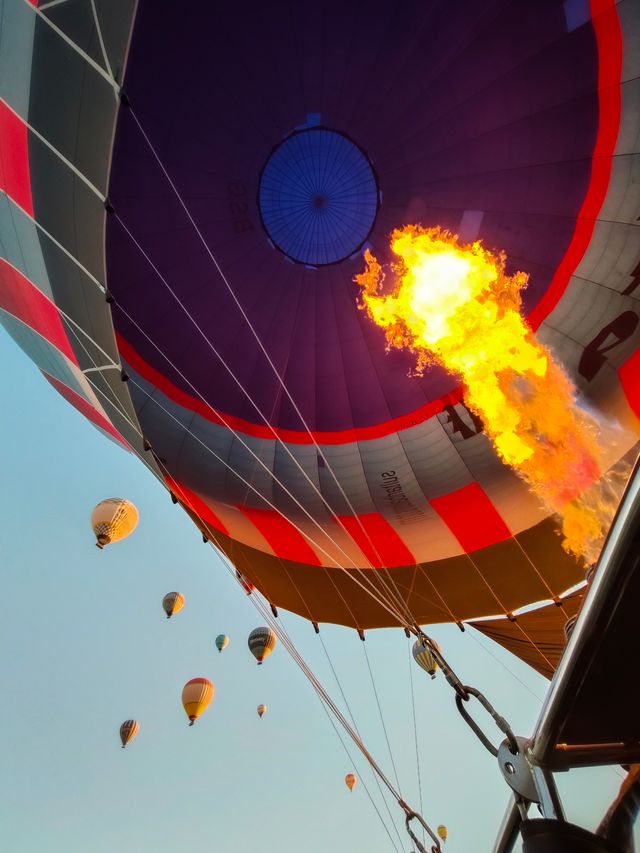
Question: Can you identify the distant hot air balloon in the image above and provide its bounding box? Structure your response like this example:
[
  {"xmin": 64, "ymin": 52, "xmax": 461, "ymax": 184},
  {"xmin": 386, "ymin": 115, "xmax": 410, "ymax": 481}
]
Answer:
[
  {"xmin": 345, "ymin": 773, "xmax": 356, "ymax": 792},
  {"xmin": 119, "ymin": 719, "xmax": 140, "ymax": 748},
  {"xmin": 412, "ymin": 639, "xmax": 440, "ymax": 679},
  {"xmin": 162, "ymin": 591, "xmax": 185, "ymax": 619},
  {"xmin": 257, "ymin": 704, "xmax": 267, "ymax": 718},
  {"xmin": 91, "ymin": 499, "xmax": 138, "ymax": 549},
  {"xmin": 248, "ymin": 627, "xmax": 277, "ymax": 665},
  {"xmin": 437, "ymin": 825, "xmax": 448, "ymax": 843},
  {"xmin": 182, "ymin": 678, "xmax": 214, "ymax": 726},
  {"xmin": 215, "ymin": 634, "xmax": 229, "ymax": 653}
]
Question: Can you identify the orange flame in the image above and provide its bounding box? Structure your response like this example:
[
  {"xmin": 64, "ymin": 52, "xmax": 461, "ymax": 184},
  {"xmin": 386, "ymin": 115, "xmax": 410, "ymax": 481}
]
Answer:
[{"xmin": 355, "ymin": 225, "xmax": 611, "ymax": 562}]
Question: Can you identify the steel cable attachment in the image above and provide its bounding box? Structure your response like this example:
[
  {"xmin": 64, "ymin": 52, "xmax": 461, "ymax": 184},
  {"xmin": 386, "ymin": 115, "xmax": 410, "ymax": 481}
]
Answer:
[
  {"xmin": 402, "ymin": 806, "xmax": 441, "ymax": 853},
  {"xmin": 416, "ymin": 631, "xmax": 518, "ymax": 757}
]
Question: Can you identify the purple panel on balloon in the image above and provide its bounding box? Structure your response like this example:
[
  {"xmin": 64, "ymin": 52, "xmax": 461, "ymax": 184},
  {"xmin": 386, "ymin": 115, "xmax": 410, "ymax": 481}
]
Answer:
[{"xmin": 106, "ymin": 0, "xmax": 599, "ymax": 435}]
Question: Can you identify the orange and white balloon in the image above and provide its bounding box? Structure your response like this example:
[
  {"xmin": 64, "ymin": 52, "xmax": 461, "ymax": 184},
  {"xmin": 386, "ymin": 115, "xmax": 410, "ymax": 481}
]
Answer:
[
  {"xmin": 257, "ymin": 704, "xmax": 267, "ymax": 719},
  {"xmin": 182, "ymin": 678, "xmax": 214, "ymax": 726}
]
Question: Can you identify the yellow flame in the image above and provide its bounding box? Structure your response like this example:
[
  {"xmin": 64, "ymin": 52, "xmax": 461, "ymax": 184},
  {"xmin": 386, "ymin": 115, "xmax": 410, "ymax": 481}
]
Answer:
[{"xmin": 355, "ymin": 225, "xmax": 611, "ymax": 562}]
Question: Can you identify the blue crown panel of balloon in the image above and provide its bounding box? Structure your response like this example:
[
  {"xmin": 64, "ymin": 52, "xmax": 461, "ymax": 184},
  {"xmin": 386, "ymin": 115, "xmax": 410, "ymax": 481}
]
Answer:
[{"xmin": 258, "ymin": 128, "xmax": 379, "ymax": 266}]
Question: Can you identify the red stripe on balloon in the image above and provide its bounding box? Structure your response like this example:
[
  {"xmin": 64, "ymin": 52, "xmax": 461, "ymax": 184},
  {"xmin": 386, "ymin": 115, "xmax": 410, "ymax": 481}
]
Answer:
[
  {"xmin": 117, "ymin": 332, "xmax": 461, "ymax": 444},
  {"xmin": 238, "ymin": 506, "xmax": 321, "ymax": 565},
  {"xmin": 528, "ymin": 0, "xmax": 622, "ymax": 330},
  {"xmin": 164, "ymin": 476, "xmax": 230, "ymax": 536},
  {"xmin": 0, "ymin": 100, "xmax": 33, "ymax": 216},
  {"xmin": 430, "ymin": 483, "xmax": 512, "ymax": 553},
  {"xmin": 619, "ymin": 350, "xmax": 640, "ymax": 421},
  {"xmin": 41, "ymin": 371, "xmax": 128, "ymax": 447},
  {"xmin": 0, "ymin": 258, "xmax": 77, "ymax": 363},
  {"xmin": 336, "ymin": 513, "xmax": 415, "ymax": 568}
]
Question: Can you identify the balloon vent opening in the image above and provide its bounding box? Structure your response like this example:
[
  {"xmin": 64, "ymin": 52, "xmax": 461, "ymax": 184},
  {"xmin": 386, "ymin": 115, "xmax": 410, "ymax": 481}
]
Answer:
[{"xmin": 258, "ymin": 127, "xmax": 379, "ymax": 266}]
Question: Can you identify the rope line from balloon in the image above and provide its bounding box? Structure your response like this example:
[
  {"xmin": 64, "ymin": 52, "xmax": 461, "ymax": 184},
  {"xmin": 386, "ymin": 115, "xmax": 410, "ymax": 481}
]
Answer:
[
  {"xmin": 408, "ymin": 636, "xmax": 427, "ymax": 849},
  {"xmin": 119, "ymin": 105, "xmax": 424, "ymax": 627},
  {"xmin": 156, "ymin": 462, "xmax": 442, "ymax": 852},
  {"xmin": 317, "ymin": 635, "xmax": 407, "ymax": 852},
  {"xmin": 362, "ymin": 641, "xmax": 404, "ymax": 799}
]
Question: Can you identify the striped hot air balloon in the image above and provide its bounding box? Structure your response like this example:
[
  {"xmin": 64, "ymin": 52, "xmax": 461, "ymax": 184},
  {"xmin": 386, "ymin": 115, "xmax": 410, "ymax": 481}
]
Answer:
[
  {"xmin": 181, "ymin": 678, "xmax": 214, "ymax": 726},
  {"xmin": 257, "ymin": 704, "xmax": 267, "ymax": 718},
  {"xmin": 162, "ymin": 591, "xmax": 185, "ymax": 619},
  {"xmin": 215, "ymin": 634, "xmax": 229, "ymax": 653},
  {"xmin": 119, "ymin": 719, "xmax": 140, "ymax": 748},
  {"xmin": 248, "ymin": 627, "xmax": 276, "ymax": 665},
  {"xmin": 412, "ymin": 639, "xmax": 440, "ymax": 679},
  {"xmin": 91, "ymin": 499, "xmax": 138, "ymax": 549},
  {"xmin": 345, "ymin": 773, "xmax": 356, "ymax": 792}
]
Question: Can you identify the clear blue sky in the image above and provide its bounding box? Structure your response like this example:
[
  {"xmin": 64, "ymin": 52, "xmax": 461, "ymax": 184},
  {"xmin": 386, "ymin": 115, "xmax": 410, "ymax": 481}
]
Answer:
[{"xmin": 0, "ymin": 330, "xmax": 629, "ymax": 853}]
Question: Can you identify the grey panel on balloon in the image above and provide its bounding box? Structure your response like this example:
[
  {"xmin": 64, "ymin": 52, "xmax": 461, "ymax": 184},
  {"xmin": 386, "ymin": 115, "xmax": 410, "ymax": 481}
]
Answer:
[
  {"xmin": 0, "ymin": 0, "xmax": 35, "ymax": 117},
  {"xmin": 544, "ymin": 279, "xmax": 631, "ymax": 347},
  {"xmin": 272, "ymin": 441, "xmax": 327, "ymax": 519},
  {"xmin": 576, "ymin": 221, "xmax": 640, "ymax": 293},
  {"xmin": 448, "ymin": 432, "xmax": 512, "ymax": 485},
  {"xmin": 619, "ymin": 0, "xmax": 640, "ymax": 83},
  {"xmin": 316, "ymin": 443, "xmax": 376, "ymax": 516},
  {"xmin": 0, "ymin": 196, "xmax": 51, "ymax": 299},
  {"xmin": 42, "ymin": 0, "xmax": 137, "ymax": 78},
  {"xmin": 599, "ymin": 154, "xmax": 640, "ymax": 225},
  {"xmin": 0, "ymin": 311, "xmax": 84, "ymax": 395},
  {"xmin": 223, "ymin": 432, "xmax": 278, "ymax": 510},
  {"xmin": 357, "ymin": 433, "xmax": 431, "ymax": 519},
  {"xmin": 28, "ymin": 138, "xmax": 105, "ymax": 284},
  {"xmin": 398, "ymin": 417, "xmax": 473, "ymax": 499},
  {"xmin": 29, "ymin": 12, "xmax": 116, "ymax": 192}
]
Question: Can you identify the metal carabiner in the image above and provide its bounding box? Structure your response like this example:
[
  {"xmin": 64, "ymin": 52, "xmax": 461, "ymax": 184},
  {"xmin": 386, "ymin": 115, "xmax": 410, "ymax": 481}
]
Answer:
[
  {"xmin": 404, "ymin": 809, "xmax": 442, "ymax": 853},
  {"xmin": 455, "ymin": 685, "xmax": 519, "ymax": 757}
]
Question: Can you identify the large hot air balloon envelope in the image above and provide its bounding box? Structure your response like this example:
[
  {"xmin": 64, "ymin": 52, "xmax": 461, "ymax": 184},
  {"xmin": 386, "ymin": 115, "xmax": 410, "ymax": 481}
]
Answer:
[
  {"xmin": 1, "ymin": 0, "xmax": 639, "ymax": 673},
  {"xmin": 182, "ymin": 678, "xmax": 214, "ymax": 726},
  {"xmin": 248, "ymin": 627, "xmax": 277, "ymax": 665},
  {"xmin": 119, "ymin": 719, "xmax": 140, "ymax": 748},
  {"xmin": 91, "ymin": 499, "xmax": 138, "ymax": 549},
  {"xmin": 162, "ymin": 591, "xmax": 185, "ymax": 619}
]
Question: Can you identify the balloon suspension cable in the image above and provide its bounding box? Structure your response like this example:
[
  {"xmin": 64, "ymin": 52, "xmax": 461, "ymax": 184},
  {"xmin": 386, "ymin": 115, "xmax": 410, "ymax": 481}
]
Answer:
[{"xmin": 415, "ymin": 630, "xmax": 518, "ymax": 759}]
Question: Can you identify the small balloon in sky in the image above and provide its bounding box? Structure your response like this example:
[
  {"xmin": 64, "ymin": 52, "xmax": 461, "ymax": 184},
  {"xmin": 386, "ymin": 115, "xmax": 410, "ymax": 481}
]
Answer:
[
  {"xmin": 215, "ymin": 634, "xmax": 229, "ymax": 653},
  {"xmin": 182, "ymin": 678, "xmax": 214, "ymax": 726},
  {"xmin": 412, "ymin": 639, "xmax": 439, "ymax": 679},
  {"xmin": 248, "ymin": 627, "xmax": 276, "ymax": 665},
  {"xmin": 257, "ymin": 704, "xmax": 267, "ymax": 719},
  {"xmin": 345, "ymin": 773, "xmax": 356, "ymax": 792},
  {"xmin": 91, "ymin": 498, "xmax": 138, "ymax": 549},
  {"xmin": 162, "ymin": 591, "xmax": 185, "ymax": 619},
  {"xmin": 119, "ymin": 719, "xmax": 140, "ymax": 748}
]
